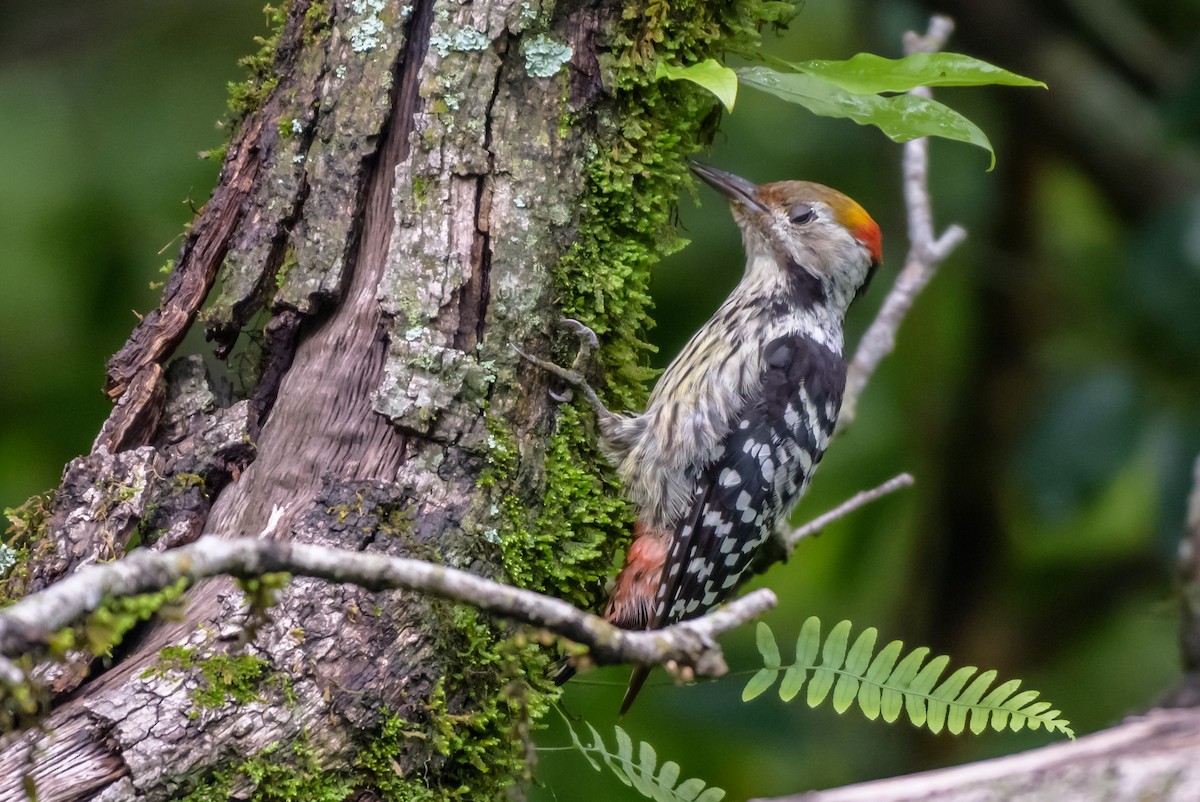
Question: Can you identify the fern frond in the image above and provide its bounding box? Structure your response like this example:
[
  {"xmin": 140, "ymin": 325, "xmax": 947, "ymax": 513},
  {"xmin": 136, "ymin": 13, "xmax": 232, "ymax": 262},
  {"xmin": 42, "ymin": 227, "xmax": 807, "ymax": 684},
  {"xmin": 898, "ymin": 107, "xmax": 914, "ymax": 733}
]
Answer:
[
  {"xmin": 561, "ymin": 710, "xmax": 725, "ymax": 802},
  {"xmin": 745, "ymin": 619, "xmax": 1074, "ymax": 739}
]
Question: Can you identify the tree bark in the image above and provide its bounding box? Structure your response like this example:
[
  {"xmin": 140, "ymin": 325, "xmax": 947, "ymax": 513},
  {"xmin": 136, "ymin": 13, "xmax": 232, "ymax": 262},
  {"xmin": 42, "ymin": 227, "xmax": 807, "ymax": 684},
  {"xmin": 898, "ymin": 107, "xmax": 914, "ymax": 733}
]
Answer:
[{"xmin": 0, "ymin": 0, "xmax": 770, "ymax": 798}]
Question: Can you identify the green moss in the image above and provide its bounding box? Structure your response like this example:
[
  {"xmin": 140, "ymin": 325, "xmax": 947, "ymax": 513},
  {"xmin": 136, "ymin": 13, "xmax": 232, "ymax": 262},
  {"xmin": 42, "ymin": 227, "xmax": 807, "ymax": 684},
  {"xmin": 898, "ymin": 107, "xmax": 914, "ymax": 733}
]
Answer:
[
  {"xmin": 179, "ymin": 733, "xmax": 351, "ymax": 802},
  {"xmin": 0, "ymin": 491, "xmax": 54, "ymax": 605},
  {"xmin": 451, "ymin": 18, "xmax": 796, "ymax": 787},
  {"xmin": 0, "ymin": 655, "xmax": 46, "ymax": 735},
  {"xmin": 353, "ymin": 710, "xmax": 426, "ymax": 801},
  {"xmin": 410, "ymin": 175, "xmax": 431, "ymax": 213},
  {"xmin": 486, "ymin": 407, "xmax": 628, "ymax": 613},
  {"xmin": 302, "ymin": 0, "xmax": 330, "ymax": 44},
  {"xmin": 275, "ymin": 243, "xmax": 298, "ymax": 290},
  {"xmin": 237, "ymin": 572, "xmax": 291, "ymax": 613},
  {"xmin": 323, "ymin": 487, "xmax": 417, "ymax": 552},
  {"xmin": 171, "ymin": 472, "xmax": 207, "ymax": 493},
  {"xmin": 91, "ymin": 474, "xmax": 144, "ymax": 522},
  {"xmin": 242, "ymin": 737, "xmax": 353, "ymax": 802},
  {"xmin": 173, "ymin": 2, "xmax": 790, "ymax": 797},
  {"xmin": 169, "ymin": 608, "xmax": 553, "ymax": 801},
  {"xmin": 221, "ymin": 3, "xmax": 289, "ymax": 142},
  {"xmin": 351, "ymin": 606, "xmax": 553, "ymax": 801},
  {"xmin": 144, "ymin": 645, "xmax": 270, "ymax": 711},
  {"xmin": 557, "ymin": 0, "xmax": 795, "ymax": 411},
  {"xmin": 49, "ymin": 577, "xmax": 191, "ymax": 660}
]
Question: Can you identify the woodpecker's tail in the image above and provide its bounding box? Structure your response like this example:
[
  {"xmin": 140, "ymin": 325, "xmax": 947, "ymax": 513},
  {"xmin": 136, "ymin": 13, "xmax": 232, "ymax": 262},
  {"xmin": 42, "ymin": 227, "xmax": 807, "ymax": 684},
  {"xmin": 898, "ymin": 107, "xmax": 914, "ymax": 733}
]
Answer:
[
  {"xmin": 604, "ymin": 522, "xmax": 671, "ymax": 632},
  {"xmin": 552, "ymin": 520, "xmax": 669, "ymax": 710},
  {"xmin": 619, "ymin": 666, "xmax": 651, "ymax": 715}
]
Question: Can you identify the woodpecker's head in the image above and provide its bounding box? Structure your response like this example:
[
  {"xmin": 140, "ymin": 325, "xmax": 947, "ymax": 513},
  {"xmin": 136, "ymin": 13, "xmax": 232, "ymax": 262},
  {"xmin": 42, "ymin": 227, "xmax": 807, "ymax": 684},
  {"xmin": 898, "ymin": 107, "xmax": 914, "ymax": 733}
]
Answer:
[{"xmin": 690, "ymin": 162, "xmax": 882, "ymax": 310}]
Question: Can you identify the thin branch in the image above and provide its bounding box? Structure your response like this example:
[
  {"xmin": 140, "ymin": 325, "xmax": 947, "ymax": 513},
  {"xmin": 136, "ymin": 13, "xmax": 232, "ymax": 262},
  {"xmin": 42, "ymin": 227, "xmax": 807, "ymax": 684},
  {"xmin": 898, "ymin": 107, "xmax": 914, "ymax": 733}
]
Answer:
[
  {"xmin": 0, "ymin": 532, "xmax": 775, "ymax": 686},
  {"xmin": 838, "ymin": 14, "xmax": 968, "ymax": 431},
  {"xmin": 784, "ymin": 473, "xmax": 915, "ymax": 550}
]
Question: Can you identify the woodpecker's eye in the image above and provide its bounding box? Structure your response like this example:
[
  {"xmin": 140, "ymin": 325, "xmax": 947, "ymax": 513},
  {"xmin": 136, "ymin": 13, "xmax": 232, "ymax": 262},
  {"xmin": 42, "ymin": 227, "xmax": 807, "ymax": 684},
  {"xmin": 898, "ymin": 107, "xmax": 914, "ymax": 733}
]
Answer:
[{"xmin": 788, "ymin": 204, "xmax": 815, "ymax": 225}]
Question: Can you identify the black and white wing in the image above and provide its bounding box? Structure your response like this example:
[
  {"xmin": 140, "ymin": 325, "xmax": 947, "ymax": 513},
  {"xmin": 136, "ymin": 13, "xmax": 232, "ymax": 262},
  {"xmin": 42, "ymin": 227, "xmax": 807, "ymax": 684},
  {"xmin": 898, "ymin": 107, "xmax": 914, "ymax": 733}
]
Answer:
[{"xmin": 651, "ymin": 332, "xmax": 848, "ymax": 627}]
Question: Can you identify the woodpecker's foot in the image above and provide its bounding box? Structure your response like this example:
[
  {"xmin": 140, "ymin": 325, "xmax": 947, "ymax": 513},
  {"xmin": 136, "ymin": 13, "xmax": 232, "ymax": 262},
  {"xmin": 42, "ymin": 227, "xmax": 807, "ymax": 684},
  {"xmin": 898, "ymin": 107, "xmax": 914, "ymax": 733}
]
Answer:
[
  {"xmin": 557, "ymin": 318, "xmax": 599, "ymax": 373},
  {"xmin": 512, "ymin": 320, "xmax": 611, "ymax": 419},
  {"xmin": 511, "ymin": 344, "xmax": 589, "ymax": 397}
]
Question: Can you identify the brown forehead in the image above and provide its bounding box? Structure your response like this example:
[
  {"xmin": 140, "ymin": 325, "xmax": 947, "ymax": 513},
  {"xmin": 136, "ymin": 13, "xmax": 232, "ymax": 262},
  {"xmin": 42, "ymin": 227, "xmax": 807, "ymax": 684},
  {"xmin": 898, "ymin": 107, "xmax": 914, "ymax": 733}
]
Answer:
[{"xmin": 756, "ymin": 180, "xmax": 853, "ymax": 209}]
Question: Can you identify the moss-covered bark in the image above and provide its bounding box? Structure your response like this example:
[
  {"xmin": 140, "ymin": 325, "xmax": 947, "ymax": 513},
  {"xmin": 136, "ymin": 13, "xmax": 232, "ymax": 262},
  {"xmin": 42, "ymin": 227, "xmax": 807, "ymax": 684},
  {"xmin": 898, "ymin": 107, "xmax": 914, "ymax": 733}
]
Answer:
[{"xmin": 0, "ymin": 0, "xmax": 790, "ymax": 799}]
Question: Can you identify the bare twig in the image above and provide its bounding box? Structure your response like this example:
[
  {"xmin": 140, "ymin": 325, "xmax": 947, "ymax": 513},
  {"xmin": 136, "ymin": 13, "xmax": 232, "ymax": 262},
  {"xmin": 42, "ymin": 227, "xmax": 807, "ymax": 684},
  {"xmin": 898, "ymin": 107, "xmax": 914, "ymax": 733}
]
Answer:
[
  {"xmin": 784, "ymin": 473, "xmax": 915, "ymax": 550},
  {"xmin": 0, "ymin": 532, "xmax": 775, "ymax": 686},
  {"xmin": 838, "ymin": 14, "xmax": 968, "ymax": 431}
]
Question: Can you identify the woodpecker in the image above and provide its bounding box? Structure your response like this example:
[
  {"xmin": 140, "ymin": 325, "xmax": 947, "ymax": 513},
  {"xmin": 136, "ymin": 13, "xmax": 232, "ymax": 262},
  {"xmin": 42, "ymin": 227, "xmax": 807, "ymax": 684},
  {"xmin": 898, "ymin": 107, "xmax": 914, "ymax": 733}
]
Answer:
[{"xmin": 523, "ymin": 162, "xmax": 882, "ymax": 713}]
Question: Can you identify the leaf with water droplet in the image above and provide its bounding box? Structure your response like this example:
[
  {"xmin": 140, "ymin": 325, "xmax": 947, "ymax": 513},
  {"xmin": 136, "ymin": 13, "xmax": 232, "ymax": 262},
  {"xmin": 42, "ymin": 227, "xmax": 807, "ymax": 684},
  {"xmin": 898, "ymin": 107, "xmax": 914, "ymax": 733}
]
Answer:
[
  {"xmin": 737, "ymin": 66, "xmax": 996, "ymax": 169},
  {"xmin": 656, "ymin": 59, "xmax": 738, "ymax": 112},
  {"xmin": 785, "ymin": 52, "xmax": 1046, "ymax": 94}
]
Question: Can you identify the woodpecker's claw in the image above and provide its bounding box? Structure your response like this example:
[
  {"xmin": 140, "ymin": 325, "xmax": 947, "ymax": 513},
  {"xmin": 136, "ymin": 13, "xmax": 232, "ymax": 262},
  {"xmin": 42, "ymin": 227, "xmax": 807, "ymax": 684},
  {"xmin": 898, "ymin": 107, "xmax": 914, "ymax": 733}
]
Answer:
[
  {"xmin": 510, "ymin": 344, "xmax": 587, "ymax": 391},
  {"xmin": 557, "ymin": 318, "xmax": 600, "ymax": 369},
  {"xmin": 511, "ymin": 322, "xmax": 610, "ymax": 419}
]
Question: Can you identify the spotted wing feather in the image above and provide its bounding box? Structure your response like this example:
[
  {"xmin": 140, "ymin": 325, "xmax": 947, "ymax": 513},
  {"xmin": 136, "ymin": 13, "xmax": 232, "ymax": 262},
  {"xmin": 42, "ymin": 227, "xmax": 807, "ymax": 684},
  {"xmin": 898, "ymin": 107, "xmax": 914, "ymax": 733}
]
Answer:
[{"xmin": 652, "ymin": 333, "xmax": 847, "ymax": 627}]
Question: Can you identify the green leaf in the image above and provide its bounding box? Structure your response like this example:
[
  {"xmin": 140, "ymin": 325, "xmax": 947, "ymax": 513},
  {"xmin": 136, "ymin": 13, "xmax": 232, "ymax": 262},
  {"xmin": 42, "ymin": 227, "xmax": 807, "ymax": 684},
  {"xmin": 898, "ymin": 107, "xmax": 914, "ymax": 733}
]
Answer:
[
  {"xmin": 910, "ymin": 655, "xmax": 950, "ymax": 696},
  {"xmin": 630, "ymin": 741, "xmax": 656, "ymax": 798},
  {"xmin": 675, "ymin": 779, "xmax": 707, "ymax": 801},
  {"xmin": 980, "ymin": 678, "xmax": 1021, "ymax": 709},
  {"xmin": 879, "ymin": 685, "xmax": 904, "ymax": 723},
  {"xmin": 756, "ymin": 622, "xmax": 781, "ymax": 669},
  {"xmin": 807, "ymin": 667, "xmax": 835, "ymax": 707},
  {"xmin": 823, "ymin": 620, "xmax": 852, "ymax": 668},
  {"xmin": 888, "ymin": 646, "xmax": 930, "ymax": 687},
  {"xmin": 743, "ymin": 668, "xmax": 778, "ymax": 702},
  {"xmin": 932, "ymin": 666, "xmax": 977, "ymax": 735},
  {"xmin": 865, "ymin": 640, "xmax": 903, "ymax": 684},
  {"xmin": 574, "ymin": 723, "xmax": 602, "ymax": 771},
  {"xmin": 1021, "ymin": 701, "xmax": 1053, "ymax": 724},
  {"xmin": 561, "ymin": 716, "xmax": 726, "ymax": 801},
  {"xmin": 655, "ymin": 58, "xmax": 738, "ymax": 112},
  {"xmin": 796, "ymin": 616, "xmax": 822, "ymax": 665},
  {"xmin": 615, "ymin": 726, "xmax": 635, "ymax": 764},
  {"xmin": 736, "ymin": 617, "xmax": 1073, "ymax": 742},
  {"xmin": 737, "ymin": 66, "xmax": 996, "ymax": 169},
  {"xmin": 845, "ymin": 628, "xmax": 877, "ymax": 675},
  {"xmin": 786, "ymin": 52, "xmax": 1046, "ymax": 94},
  {"xmin": 958, "ymin": 670, "xmax": 997, "ymax": 735},
  {"xmin": 656, "ymin": 761, "xmax": 681, "ymax": 796},
  {"xmin": 832, "ymin": 673, "xmax": 859, "ymax": 714},
  {"xmin": 858, "ymin": 679, "xmax": 881, "ymax": 720},
  {"xmin": 779, "ymin": 665, "xmax": 807, "ymax": 702},
  {"xmin": 604, "ymin": 726, "xmax": 632, "ymax": 786}
]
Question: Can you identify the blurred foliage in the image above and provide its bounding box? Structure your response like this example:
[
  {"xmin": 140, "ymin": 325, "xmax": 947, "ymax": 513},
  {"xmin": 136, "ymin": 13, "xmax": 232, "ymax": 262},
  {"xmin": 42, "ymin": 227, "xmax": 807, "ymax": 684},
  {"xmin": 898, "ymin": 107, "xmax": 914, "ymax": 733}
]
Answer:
[
  {"xmin": 0, "ymin": 0, "xmax": 262, "ymax": 505},
  {"xmin": 1, "ymin": 0, "xmax": 1199, "ymax": 799}
]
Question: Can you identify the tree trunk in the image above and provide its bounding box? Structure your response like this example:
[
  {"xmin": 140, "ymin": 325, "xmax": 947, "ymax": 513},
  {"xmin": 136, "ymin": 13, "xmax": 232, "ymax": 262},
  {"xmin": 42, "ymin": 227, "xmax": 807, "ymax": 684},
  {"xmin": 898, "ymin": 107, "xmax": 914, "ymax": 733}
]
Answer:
[{"xmin": 0, "ymin": 1, "xmax": 772, "ymax": 799}]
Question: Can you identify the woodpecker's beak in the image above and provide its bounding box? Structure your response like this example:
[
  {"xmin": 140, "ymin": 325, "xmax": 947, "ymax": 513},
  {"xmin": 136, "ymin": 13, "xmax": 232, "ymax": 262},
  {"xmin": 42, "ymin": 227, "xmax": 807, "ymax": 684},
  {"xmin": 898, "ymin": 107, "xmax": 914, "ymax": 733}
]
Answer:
[{"xmin": 689, "ymin": 162, "xmax": 768, "ymax": 214}]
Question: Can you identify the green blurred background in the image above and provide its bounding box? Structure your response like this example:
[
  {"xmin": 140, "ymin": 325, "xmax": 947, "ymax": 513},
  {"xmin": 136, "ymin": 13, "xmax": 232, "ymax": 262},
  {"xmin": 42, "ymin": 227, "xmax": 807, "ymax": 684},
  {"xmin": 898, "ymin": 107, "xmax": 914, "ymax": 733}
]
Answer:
[{"xmin": 3, "ymin": 0, "xmax": 1199, "ymax": 799}]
